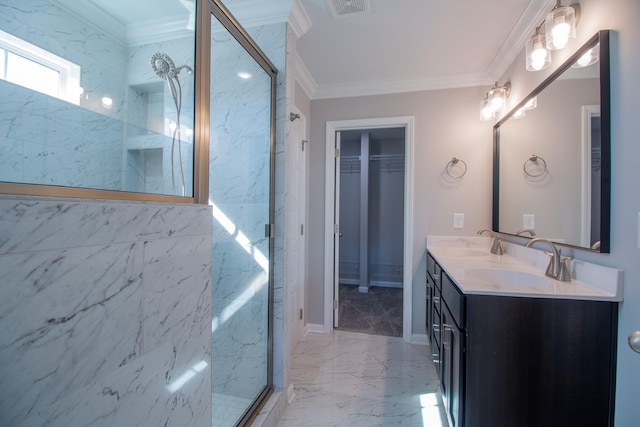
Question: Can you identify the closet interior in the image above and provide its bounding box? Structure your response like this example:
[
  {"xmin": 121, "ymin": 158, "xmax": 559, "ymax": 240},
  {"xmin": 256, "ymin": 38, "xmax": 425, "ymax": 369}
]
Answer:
[{"xmin": 338, "ymin": 127, "xmax": 405, "ymax": 293}]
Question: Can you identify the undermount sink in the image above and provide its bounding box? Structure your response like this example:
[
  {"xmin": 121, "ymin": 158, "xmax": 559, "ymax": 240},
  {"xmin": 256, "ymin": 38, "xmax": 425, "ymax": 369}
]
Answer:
[
  {"xmin": 437, "ymin": 247, "xmax": 489, "ymax": 258},
  {"xmin": 467, "ymin": 267, "xmax": 549, "ymax": 287}
]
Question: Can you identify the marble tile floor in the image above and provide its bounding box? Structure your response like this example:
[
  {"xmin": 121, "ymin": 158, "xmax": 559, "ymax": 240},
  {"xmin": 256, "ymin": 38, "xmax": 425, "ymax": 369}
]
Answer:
[
  {"xmin": 337, "ymin": 284, "xmax": 403, "ymax": 337},
  {"xmin": 276, "ymin": 330, "xmax": 447, "ymax": 427}
]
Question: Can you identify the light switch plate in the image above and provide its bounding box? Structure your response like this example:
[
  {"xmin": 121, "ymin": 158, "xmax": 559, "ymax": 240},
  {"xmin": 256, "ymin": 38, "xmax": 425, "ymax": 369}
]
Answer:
[
  {"xmin": 523, "ymin": 214, "xmax": 535, "ymax": 230},
  {"xmin": 453, "ymin": 213, "xmax": 464, "ymax": 229}
]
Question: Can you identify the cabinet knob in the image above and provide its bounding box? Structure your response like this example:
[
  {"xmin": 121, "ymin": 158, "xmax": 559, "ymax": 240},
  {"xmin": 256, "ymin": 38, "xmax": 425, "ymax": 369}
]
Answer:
[{"xmin": 629, "ymin": 331, "xmax": 640, "ymax": 354}]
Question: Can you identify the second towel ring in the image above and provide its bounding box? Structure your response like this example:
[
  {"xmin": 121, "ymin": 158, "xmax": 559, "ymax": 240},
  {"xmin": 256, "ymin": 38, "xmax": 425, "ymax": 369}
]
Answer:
[
  {"xmin": 523, "ymin": 154, "xmax": 547, "ymax": 178},
  {"xmin": 446, "ymin": 157, "xmax": 467, "ymax": 178}
]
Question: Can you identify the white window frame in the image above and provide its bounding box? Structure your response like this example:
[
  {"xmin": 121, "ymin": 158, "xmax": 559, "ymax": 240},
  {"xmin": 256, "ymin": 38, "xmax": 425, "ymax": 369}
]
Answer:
[{"xmin": 0, "ymin": 29, "xmax": 81, "ymax": 105}]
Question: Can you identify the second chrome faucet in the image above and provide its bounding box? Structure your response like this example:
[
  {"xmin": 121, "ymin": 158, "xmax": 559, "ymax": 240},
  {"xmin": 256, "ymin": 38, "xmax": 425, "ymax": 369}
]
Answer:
[{"xmin": 477, "ymin": 229, "xmax": 504, "ymax": 255}]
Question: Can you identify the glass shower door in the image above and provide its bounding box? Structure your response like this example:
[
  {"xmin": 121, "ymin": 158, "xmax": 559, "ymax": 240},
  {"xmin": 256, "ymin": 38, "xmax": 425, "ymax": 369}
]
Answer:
[{"xmin": 208, "ymin": 5, "xmax": 275, "ymax": 427}]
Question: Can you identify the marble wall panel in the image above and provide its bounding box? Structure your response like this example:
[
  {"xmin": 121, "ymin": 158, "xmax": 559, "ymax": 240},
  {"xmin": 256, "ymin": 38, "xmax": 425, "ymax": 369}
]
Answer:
[
  {"xmin": 0, "ymin": 197, "xmax": 212, "ymax": 427},
  {"xmin": 0, "ymin": 242, "xmax": 144, "ymax": 425},
  {"xmin": 0, "ymin": 198, "xmax": 211, "ymax": 255}
]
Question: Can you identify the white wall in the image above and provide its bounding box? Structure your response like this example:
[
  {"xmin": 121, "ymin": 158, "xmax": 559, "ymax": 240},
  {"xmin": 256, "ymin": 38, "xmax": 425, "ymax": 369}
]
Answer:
[
  {"xmin": 498, "ymin": 0, "xmax": 640, "ymax": 424},
  {"xmin": 307, "ymin": 87, "xmax": 493, "ymax": 333}
]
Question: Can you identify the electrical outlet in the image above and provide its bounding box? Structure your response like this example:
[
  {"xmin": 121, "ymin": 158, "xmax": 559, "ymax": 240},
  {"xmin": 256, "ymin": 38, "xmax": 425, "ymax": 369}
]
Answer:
[
  {"xmin": 523, "ymin": 214, "xmax": 535, "ymax": 230},
  {"xmin": 453, "ymin": 213, "xmax": 464, "ymax": 229}
]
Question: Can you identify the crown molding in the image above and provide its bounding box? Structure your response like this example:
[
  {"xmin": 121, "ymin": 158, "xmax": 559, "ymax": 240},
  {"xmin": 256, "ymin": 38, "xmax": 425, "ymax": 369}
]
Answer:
[
  {"xmin": 289, "ymin": 0, "xmax": 312, "ymax": 37},
  {"xmin": 311, "ymin": 72, "xmax": 494, "ymax": 100},
  {"xmin": 487, "ymin": 0, "xmax": 556, "ymax": 80},
  {"xmin": 127, "ymin": 17, "xmax": 193, "ymax": 46},
  {"xmin": 52, "ymin": 0, "xmax": 126, "ymax": 45},
  {"xmin": 225, "ymin": 0, "xmax": 293, "ymax": 28},
  {"xmin": 294, "ymin": 53, "xmax": 317, "ymax": 99}
]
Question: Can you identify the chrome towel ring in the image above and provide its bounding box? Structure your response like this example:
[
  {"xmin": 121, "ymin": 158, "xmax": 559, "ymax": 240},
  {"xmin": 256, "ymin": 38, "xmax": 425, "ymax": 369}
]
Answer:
[
  {"xmin": 445, "ymin": 157, "xmax": 467, "ymax": 179},
  {"xmin": 523, "ymin": 154, "xmax": 547, "ymax": 178}
]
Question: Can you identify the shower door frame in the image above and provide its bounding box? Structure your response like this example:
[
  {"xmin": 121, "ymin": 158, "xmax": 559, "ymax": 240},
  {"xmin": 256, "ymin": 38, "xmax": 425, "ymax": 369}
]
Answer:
[{"xmin": 195, "ymin": 0, "xmax": 277, "ymax": 425}]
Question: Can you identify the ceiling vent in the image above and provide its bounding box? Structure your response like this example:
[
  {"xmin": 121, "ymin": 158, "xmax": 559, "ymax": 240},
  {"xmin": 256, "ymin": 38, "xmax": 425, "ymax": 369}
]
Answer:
[{"xmin": 329, "ymin": 0, "xmax": 372, "ymax": 19}]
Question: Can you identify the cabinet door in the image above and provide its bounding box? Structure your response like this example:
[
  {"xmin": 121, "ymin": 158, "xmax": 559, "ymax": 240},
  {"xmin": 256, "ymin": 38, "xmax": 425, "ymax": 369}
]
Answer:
[
  {"xmin": 432, "ymin": 285, "xmax": 442, "ymax": 377},
  {"xmin": 426, "ymin": 271, "xmax": 434, "ymax": 343},
  {"xmin": 442, "ymin": 304, "xmax": 464, "ymax": 427}
]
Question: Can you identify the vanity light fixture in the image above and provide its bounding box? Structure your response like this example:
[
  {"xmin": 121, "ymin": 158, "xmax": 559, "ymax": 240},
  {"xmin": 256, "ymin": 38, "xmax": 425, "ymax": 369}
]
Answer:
[
  {"xmin": 572, "ymin": 43, "xmax": 599, "ymax": 68},
  {"xmin": 545, "ymin": 1, "xmax": 580, "ymax": 50},
  {"xmin": 526, "ymin": 27, "xmax": 551, "ymax": 71},
  {"xmin": 488, "ymin": 81, "xmax": 511, "ymax": 112}
]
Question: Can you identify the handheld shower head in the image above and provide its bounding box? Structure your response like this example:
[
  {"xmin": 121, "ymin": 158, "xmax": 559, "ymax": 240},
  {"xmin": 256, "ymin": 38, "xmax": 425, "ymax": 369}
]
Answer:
[{"xmin": 151, "ymin": 52, "xmax": 177, "ymax": 80}]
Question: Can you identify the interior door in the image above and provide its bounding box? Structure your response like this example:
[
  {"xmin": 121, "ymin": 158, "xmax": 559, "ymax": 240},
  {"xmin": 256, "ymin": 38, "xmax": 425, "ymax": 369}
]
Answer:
[{"xmin": 333, "ymin": 131, "xmax": 341, "ymax": 328}]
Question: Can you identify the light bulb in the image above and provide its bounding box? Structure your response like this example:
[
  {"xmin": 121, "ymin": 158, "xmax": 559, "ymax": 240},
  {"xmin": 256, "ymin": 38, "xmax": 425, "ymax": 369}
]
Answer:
[
  {"xmin": 545, "ymin": 6, "xmax": 576, "ymax": 50},
  {"xmin": 531, "ymin": 47, "xmax": 548, "ymax": 70},
  {"xmin": 480, "ymin": 98, "xmax": 494, "ymax": 121},
  {"xmin": 491, "ymin": 96, "xmax": 504, "ymax": 111},
  {"xmin": 101, "ymin": 96, "xmax": 113, "ymax": 108},
  {"xmin": 552, "ymin": 20, "xmax": 570, "ymax": 49},
  {"xmin": 526, "ymin": 33, "xmax": 550, "ymax": 71},
  {"xmin": 577, "ymin": 51, "xmax": 593, "ymax": 66},
  {"xmin": 523, "ymin": 97, "xmax": 537, "ymax": 110}
]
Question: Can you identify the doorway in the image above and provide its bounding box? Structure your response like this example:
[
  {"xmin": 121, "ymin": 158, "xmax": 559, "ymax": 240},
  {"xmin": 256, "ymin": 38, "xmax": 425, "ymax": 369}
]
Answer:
[
  {"xmin": 323, "ymin": 117, "xmax": 414, "ymax": 342},
  {"xmin": 337, "ymin": 128, "xmax": 405, "ymax": 337}
]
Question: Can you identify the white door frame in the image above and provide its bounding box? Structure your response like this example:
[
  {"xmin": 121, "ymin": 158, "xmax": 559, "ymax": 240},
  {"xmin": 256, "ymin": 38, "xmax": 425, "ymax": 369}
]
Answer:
[
  {"xmin": 323, "ymin": 116, "xmax": 415, "ymax": 342},
  {"xmin": 285, "ymin": 106, "xmax": 307, "ymax": 350},
  {"xmin": 581, "ymin": 105, "xmax": 599, "ymax": 247}
]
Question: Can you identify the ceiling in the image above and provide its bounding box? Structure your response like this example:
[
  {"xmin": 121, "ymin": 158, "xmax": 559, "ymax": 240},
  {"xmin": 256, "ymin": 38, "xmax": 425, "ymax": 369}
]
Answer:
[
  {"xmin": 294, "ymin": 0, "xmax": 555, "ymax": 98},
  {"xmin": 53, "ymin": 0, "xmax": 557, "ymax": 99}
]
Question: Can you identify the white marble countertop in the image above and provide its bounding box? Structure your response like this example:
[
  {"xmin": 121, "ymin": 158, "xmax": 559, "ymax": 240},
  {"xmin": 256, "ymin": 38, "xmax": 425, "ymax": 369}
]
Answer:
[{"xmin": 426, "ymin": 235, "xmax": 623, "ymax": 302}]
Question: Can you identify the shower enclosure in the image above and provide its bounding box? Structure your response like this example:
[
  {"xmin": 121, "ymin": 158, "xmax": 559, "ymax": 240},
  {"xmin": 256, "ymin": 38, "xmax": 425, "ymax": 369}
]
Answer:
[
  {"xmin": 0, "ymin": 1, "xmax": 277, "ymax": 426},
  {"xmin": 206, "ymin": 2, "xmax": 276, "ymax": 426}
]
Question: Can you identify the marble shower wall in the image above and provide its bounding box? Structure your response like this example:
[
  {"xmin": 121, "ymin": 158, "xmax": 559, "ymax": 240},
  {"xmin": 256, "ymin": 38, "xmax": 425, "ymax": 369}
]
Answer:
[{"xmin": 0, "ymin": 196, "xmax": 212, "ymax": 427}]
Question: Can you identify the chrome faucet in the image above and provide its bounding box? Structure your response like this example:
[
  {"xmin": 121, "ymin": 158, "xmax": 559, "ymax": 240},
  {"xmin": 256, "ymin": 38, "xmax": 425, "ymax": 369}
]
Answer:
[
  {"xmin": 515, "ymin": 229, "xmax": 536, "ymax": 236},
  {"xmin": 524, "ymin": 238, "xmax": 571, "ymax": 282},
  {"xmin": 477, "ymin": 229, "xmax": 504, "ymax": 255}
]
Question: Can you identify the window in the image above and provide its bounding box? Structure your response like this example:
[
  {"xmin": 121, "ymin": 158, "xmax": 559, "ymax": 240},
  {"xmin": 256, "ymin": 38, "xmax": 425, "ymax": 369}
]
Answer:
[{"xmin": 0, "ymin": 29, "xmax": 80, "ymax": 104}]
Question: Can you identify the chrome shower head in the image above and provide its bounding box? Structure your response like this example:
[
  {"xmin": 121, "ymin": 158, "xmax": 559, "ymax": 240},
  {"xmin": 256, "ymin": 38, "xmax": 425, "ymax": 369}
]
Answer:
[{"xmin": 151, "ymin": 52, "xmax": 176, "ymax": 80}]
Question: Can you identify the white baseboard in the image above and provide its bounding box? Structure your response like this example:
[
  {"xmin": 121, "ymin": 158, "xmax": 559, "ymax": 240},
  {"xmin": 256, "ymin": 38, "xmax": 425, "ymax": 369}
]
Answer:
[
  {"xmin": 411, "ymin": 333, "xmax": 429, "ymax": 345},
  {"xmin": 306, "ymin": 323, "xmax": 326, "ymax": 335}
]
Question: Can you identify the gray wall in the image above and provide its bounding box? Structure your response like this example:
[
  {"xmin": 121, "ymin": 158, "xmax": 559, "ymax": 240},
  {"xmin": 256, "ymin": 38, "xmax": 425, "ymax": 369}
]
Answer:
[
  {"xmin": 496, "ymin": 0, "xmax": 640, "ymax": 424},
  {"xmin": 306, "ymin": 87, "xmax": 493, "ymax": 333}
]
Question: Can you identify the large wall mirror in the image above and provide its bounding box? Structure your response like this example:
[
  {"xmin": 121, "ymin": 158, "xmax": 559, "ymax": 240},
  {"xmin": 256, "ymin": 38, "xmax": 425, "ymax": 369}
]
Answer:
[{"xmin": 493, "ymin": 30, "xmax": 610, "ymax": 252}]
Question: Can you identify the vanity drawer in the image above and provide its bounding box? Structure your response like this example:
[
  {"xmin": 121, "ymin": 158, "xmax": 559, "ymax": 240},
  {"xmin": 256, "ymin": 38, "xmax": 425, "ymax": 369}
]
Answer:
[
  {"xmin": 427, "ymin": 252, "xmax": 442, "ymax": 290},
  {"xmin": 442, "ymin": 272, "xmax": 465, "ymax": 329}
]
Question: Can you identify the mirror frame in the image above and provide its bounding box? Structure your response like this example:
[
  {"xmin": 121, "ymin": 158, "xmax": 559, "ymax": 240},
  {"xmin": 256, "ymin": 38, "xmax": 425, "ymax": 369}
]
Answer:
[{"xmin": 492, "ymin": 30, "xmax": 611, "ymax": 253}]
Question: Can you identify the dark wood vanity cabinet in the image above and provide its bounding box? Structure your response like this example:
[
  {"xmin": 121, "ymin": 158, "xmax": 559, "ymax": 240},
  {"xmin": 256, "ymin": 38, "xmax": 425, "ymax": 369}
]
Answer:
[
  {"xmin": 427, "ymin": 252, "xmax": 463, "ymax": 426},
  {"xmin": 426, "ymin": 251, "xmax": 618, "ymax": 427}
]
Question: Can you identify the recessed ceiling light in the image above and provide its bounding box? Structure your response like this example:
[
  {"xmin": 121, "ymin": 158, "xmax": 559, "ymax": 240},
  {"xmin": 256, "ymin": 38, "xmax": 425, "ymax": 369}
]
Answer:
[{"xmin": 237, "ymin": 72, "xmax": 252, "ymax": 79}]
